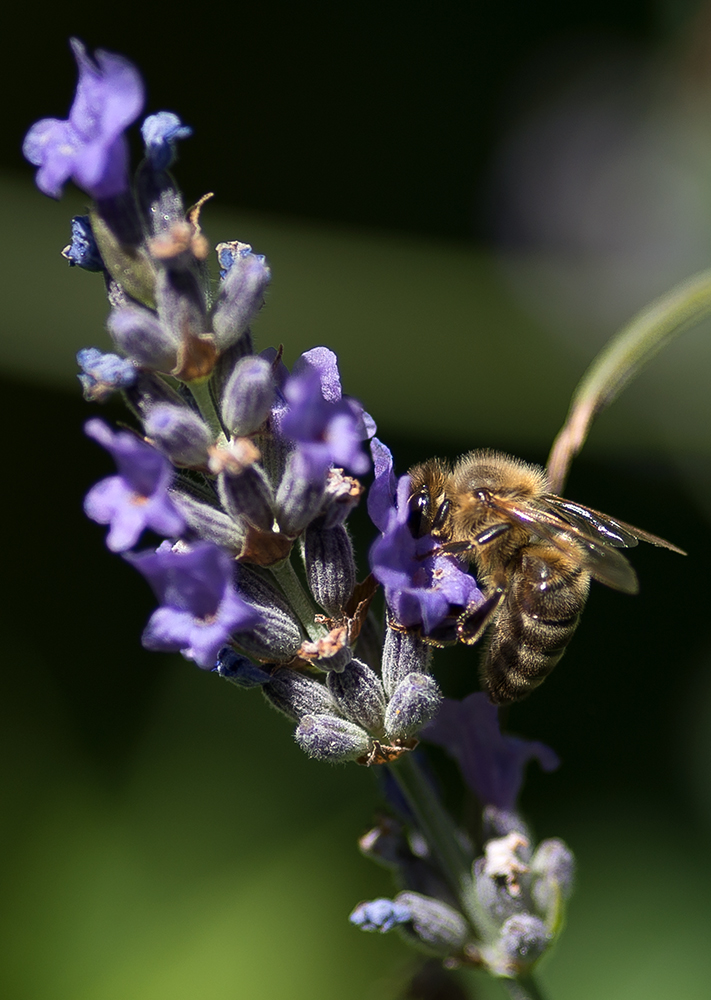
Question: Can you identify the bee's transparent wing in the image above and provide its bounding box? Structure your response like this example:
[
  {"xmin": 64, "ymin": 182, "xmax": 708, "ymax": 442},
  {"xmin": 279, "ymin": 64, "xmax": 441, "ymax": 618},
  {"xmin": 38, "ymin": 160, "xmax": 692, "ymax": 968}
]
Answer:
[
  {"xmin": 539, "ymin": 496, "xmax": 686, "ymax": 554},
  {"xmin": 485, "ymin": 496, "xmax": 640, "ymax": 593}
]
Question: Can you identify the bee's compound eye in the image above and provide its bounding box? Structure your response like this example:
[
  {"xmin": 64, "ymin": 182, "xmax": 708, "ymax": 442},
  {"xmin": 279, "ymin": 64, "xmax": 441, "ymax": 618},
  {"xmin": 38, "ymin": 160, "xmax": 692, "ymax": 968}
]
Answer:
[
  {"xmin": 432, "ymin": 498, "xmax": 450, "ymax": 533},
  {"xmin": 408, "ymin": 489, "xmax": 430, "ymax": 537}
]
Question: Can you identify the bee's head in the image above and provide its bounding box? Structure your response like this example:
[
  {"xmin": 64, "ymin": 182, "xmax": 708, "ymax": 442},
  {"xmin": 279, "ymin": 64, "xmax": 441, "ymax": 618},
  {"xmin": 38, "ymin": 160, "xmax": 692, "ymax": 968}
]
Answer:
[{"xmin": 408, "ymin": 459, "xmax": 452, "ymax": 539}]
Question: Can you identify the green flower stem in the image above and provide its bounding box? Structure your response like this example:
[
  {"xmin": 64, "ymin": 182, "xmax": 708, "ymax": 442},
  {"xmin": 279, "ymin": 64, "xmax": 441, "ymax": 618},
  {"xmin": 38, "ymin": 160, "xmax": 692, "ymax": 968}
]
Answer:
[
  {"xmin": 503, "ymin": 975, "xmax": 549, "ymax": 1000},
  {"xmin": 390, "ymin": 751, "xmax": 496, "ymax": 939},
  {"xmin": 188, "ymin": 377, "xmax": 226, "ymax": 444},
  {"xmin": 546, "ymin": 266, "xmax": 711, "ymax": 494},
  {"xmin": 269, "ymin": 557, "xmax": 326, "ymax": 643}
]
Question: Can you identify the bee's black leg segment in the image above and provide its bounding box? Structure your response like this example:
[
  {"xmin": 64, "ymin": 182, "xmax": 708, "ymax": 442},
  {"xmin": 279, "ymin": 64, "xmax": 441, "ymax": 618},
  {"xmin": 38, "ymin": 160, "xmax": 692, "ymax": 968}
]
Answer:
[
  {"xmin": 457, "ymin": 590, "xmax": 504, "ymax": 645},
  {"xmin": 474, "ymin": 522, "xmax": 512, "ymax": 546}
]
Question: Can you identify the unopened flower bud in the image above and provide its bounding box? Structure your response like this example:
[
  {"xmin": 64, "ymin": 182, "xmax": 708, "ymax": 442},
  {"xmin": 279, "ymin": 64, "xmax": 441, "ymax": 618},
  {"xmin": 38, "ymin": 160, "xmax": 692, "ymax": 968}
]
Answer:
[
  {"xmin": 384, "ymin": 672, "xmax": 443, "ymax": 739},
  {"xmin": 169, "ymin": 484, "xmax": 245, "ymax": 552},
  {"xmin": 327, "ymin": 657, "xmax": 386, "ymax": 732},
  {"xmin": 155, "ymin": 267, "xmax": 206, "ymax": 358},
  {"xmin": 214, "ymin": 646, "xmax": 271, "ymax": 687},
  {"xmin": 263, "ymin": 667, "xmax": 335, "ymax": 720},
  {"xmin": 211, "ymin": 245, "xmax": 271, "ymax": 349},
  {"xmin": 275, "ymin": 451, "xmax": 328, "ymax": 535},
  {"xmin": 218, "ymin": 466, "xmax": 275, "ymax": 532},
  {"xmin": 232, "ymin": 565, "xmax": 304, "ymax": 659},
  {"xmin": 295, "ymin": 713, "xmax": 370, "ymax": 762},
  {"xmin": 382, "ymin": 627, "xmax": 432, "ymax": 697},
  {"xmin": 108, "ymin": 303, "xmax": 178, "ymax": 371},
  {"xmin": 221, "ymin": 355, "xmax": 275, "ymax": 435},
  {"xmin": 531, "ymin": 838, "xmax": 575, "ymax": 921},
  {"xmin": 304, "ymin": 520, "xmax": 356, "ymax": 614},
  {"xmin": 495, "ymin": 914, "xmax": 551, "ymax": 974},
  {"xmin": 394, "ymin": 891, "xmax": 470, "ymax": 956},
  {"xmin": 144, "ymin": 402, "xmax": 212, "ymax": 466}
]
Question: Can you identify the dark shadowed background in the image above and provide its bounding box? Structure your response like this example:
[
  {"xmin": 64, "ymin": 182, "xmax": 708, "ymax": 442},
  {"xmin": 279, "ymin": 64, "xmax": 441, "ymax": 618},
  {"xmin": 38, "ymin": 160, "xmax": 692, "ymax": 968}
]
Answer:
[{"xmin": 1, "ymin": 2, "xmax": 711, "ymax": 998}]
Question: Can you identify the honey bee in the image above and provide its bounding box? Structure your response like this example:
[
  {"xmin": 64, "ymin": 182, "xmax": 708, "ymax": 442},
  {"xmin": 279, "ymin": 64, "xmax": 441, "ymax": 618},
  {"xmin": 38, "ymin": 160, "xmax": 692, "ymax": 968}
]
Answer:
[{"xmin": 408, "ymin": 450, "xmax": 685, "ymax": 705}]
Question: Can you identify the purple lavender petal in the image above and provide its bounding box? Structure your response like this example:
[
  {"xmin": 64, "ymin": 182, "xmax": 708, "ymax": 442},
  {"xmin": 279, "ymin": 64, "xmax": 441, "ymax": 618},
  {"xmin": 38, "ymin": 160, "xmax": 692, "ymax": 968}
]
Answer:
[
  {"xmin": 84, "ymin": 419, "xmax": 185, "ymax": 551},
  {"xmin": 126, "ymin": 542, "xmax": 261, "ymax": 668},
  {"xmin": 367, "ymin": 437, "xmax": 397, "ymax": 532},
  {"xmin": 423, "ymin": 693, "xmax": 559, "ymax": 810},
  {"xmin": 293, "ymin": 347, "xmax": 342, "ymax": 402},
  {"xmin": 22, "ymin": 39, "xmax": 144, "ymax": 199},
  {"xmin": 281, "ymin": 360, "xmax": 370, "ymax": 477}
]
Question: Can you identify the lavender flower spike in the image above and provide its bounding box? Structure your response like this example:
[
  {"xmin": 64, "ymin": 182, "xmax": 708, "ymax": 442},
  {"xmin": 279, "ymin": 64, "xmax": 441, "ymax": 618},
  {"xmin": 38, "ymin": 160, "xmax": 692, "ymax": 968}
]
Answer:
[
  {"xmin": 126, "ymin": 542, "xmax": 261, "ymax": 668},
  {"xmin": 22, "ymin": 38, "xmax": 144, "ymax": 200},
  {"xmin": 84, "ymin": 419, "xmax": 185, "ymax": 551}
]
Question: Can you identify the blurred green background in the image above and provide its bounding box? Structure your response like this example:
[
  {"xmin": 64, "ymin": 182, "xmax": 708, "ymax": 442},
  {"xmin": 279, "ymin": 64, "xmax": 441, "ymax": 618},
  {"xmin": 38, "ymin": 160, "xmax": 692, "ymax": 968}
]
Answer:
[{"xmin": 2, "ymin": 2, "xmax": 711, "ymax": 998}]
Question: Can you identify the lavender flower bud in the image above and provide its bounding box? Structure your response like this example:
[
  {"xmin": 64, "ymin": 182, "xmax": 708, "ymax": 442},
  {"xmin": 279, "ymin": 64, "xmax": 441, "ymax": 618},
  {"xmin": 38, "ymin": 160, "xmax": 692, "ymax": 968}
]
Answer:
[
  {"xmin": 169, "ymin": 483, "xmax": 245, "ymax": 552},
  {"xmin": 210, "ymin": 245, "xmax": 271, "ymax": 349},
  {"xmin": 382, "ymin": 627, "xmax": 432, "ymax": 697},
  {"xmin": 384, "ymin": 673, "xmax": 443, "ymax": 740},
  {"xmin": 327, "ymin": 657, "xmax": 386, "ymax": 732},
  {"xmin": 263, "ymin": 667, "xmax": 336, "ymax": 720},
  {"xmin": 275, "ymin": 451, "xmax": 328, "ymax": 536},
  {"xmin": 531, "ymin": 839, "xmax": 575, "ymax": 921},
  {"xmin": 295, "ymin": 713, "xmax": 370, "ymax": 762},
  {"xmin": 232, "ymin": 565, "xmax": 304, "ymax": 659},
  {"xmin": 108, "ymin": 303, "xmax": 178, "ymax": 371},
  {"xmin": 221, "ymin": 356, "xmax": 275, "ymax": 436},
  {"xmin": 155, "ymin": 268, "xmax": 207, "ymax": 358},
  {"xmin": 214, "ymin": 646, "xmax": 271, "ymax": 688},
  {"xmin": 304, "ymin": 520, "xmax": 356, "ymax": 614},
  {"xmin": 394, "ymin": 892, "xmax": 470, "ymax": 955},
  {"xmin": 144, "ymin": 403, "xmax": 212, "ymax": 466},
  {"xmin": 495, "ymin": 914, "xmax": 551, "ymax": 974},
  {"xmin": 218, "ymin": 467, "xmax": 275, "ymax": 532}
]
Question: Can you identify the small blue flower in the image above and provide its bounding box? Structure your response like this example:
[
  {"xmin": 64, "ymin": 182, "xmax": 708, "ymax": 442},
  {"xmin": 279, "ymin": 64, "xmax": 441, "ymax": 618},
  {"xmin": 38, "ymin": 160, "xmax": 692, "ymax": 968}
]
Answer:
[
  {"xmin": 422, "ymin": 693, "xmax": 560, "ymax": 811},
  {"xmin": 370, "ymin": 476, "xmax": 482, "ymax": 634},
  {"xmin": 213, "ymin": 646, "xmax": 272, "ymax": 688},
  {"xmin": 77, "ymin": 348, "xmax": 136, "ymax": 401},
  {"xmin": 22, "ymin": 38, "xmax": 144, "ymax": 200},
  {"xmin": 83, "ymin": 418, "xmax": 185, "ymax": 551},
  {"xmin": 125, "ymin": 541, "xmax": 261, "ymax": 668},
  {"xmin": 349, "ymin": 898, "xmax": 412, "ymax": 933},
  {"xmin": 216, "ymin": 241, "xmax": 264, "ymax": 280},
  {"xmin": 141, "ymin": 112, "xmax": 192, "ymax": 170},
  {"xmin": 62, "ymin": 216, "xmax": 104, "ymax": 270}
]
